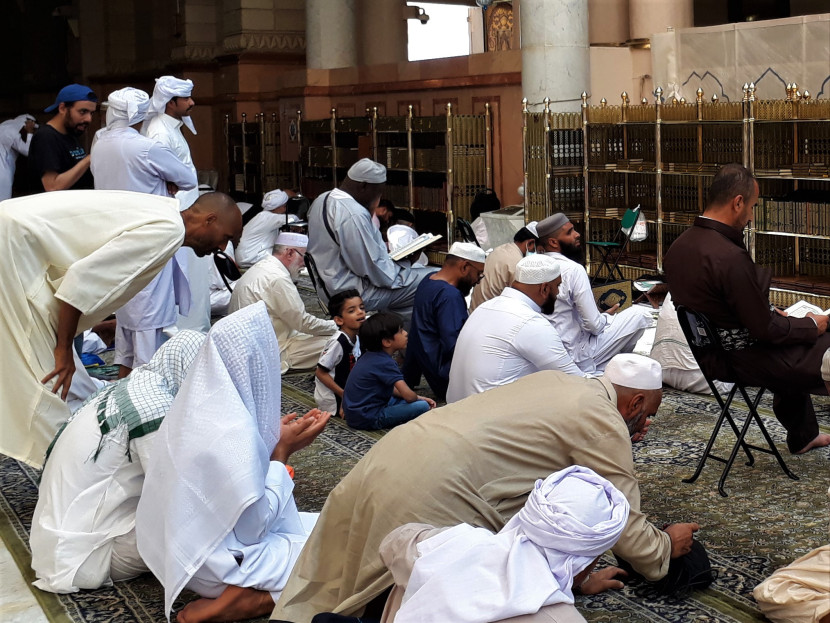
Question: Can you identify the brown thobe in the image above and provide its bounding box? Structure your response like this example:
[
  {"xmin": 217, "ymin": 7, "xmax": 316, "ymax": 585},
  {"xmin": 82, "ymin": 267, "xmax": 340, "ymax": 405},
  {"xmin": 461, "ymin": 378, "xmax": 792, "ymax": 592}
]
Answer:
[
  {"xmin": 470, "ymin": 241, "xmax": 524, "ymax": 311},
  {"xmin": 664, "ymin": 217, "xmax": 828, "ymax": 452},
  {"xmin": 270, "ymin": 372, "xmax": 671, "ymax": 622}
]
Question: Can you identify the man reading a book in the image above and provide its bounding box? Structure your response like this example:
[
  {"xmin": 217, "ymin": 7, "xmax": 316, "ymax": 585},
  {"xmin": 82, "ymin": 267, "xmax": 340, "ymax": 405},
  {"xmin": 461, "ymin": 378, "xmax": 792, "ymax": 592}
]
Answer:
[
  {"xmin": 665, "ymin": 163, "xmax": 830, "ymax": 455},
  {"xmin": 306, "ymin": 158, "xmax": 436, "ymax": 326}
]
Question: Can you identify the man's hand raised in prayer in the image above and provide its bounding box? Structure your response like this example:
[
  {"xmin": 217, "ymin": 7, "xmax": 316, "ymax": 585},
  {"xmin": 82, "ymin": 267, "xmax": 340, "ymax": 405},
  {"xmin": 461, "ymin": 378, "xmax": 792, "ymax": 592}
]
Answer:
[
  {"xmin": 271, "ymin": 409, "xmax": 331, "ymax": 464},
  {"xmin": 664, "ymin": 522, "xmax": 700, "ymax": 558}
]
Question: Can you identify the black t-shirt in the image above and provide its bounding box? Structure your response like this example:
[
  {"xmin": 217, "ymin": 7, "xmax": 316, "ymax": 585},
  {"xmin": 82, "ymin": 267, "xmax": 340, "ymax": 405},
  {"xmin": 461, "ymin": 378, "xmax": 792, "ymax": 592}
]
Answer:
[{"xmin": 27, "ymin": 124, "xmax": 94, "ymax": 192}]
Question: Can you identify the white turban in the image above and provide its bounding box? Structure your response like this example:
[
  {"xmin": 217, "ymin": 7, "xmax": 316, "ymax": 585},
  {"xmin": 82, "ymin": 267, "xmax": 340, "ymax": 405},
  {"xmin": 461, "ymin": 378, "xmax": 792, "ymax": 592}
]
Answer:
[
  {"xmin": 396, "ymin": 466, "xmax": 630, "ymax": 623},
  {"xmin": 275, "ymin": 232, "xmax": 308, "ymax": 248},
  {"xmin": 605, "ymin": 353, "xmax": 663, "ymax": 390},
  {"xmin": 262, "ymin": 189, "xmax": 289, "ymax": 211},
  {"xmin": 347, "ymin": 158, "xmax": 386, "ymax": 184},
  {"xmin": 514, "ymin": 254, "xmax": 561, "ymax": 284},
  {"xmin": 105, "ymin": 87, "xmax": 150, "ymax": 129},
  {"xmin": 149, "ymin": 76, "xmax": 196, "ymax": 135}
]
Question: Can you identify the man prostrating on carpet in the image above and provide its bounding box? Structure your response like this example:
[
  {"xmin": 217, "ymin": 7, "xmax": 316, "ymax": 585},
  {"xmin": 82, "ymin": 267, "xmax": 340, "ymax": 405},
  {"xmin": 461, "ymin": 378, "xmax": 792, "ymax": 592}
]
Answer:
[{"xmin": 136, "ymin": 302, "xmax": 330, "ymax": 622}]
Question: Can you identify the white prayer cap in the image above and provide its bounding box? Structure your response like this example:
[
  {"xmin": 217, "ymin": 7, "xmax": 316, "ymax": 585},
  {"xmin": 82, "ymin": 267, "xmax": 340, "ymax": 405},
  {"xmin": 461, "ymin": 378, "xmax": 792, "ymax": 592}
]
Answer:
[
  {"xmin": 347, "ymin": 158, "xmax": 387, "ymax": 184},
  {"xmin": 105, "ymin": 87, "xmax": 150, "ymax": 128},
  {"xmin": 448, "ymin": 242, "xmax": 486, "ymax": 264},
  {"xmin": 821, "ymin": 349, "xmax": 830, "ymax": 382},
  {"xmin": 605, "ymin": 353, "xmax": 662, "ymax": 390},
  {"xmin": 148, "ymin": 75, "xmax": 197, "ymax": 135},
  {"xmin": 514, "ymin": 254, "xmax": 560, "ymax": 284},
  {"xmin": 262, "ymin": 189, "xmax": 289, "ymax": 210},
  {"xmin": 275, "ymin": 232, "xmax": 308, "ymax": 248},
  {"xmin": 525, "ymin": 220, "xmax": 539, "ymax": 237}
]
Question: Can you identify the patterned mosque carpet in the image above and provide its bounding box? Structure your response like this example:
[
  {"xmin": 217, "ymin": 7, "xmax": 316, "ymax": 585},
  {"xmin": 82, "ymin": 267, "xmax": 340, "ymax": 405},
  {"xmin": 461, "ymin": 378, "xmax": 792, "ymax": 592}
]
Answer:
[{"xmin": 1, "ymin": 280, "xmax": 828, "ymax": 622}]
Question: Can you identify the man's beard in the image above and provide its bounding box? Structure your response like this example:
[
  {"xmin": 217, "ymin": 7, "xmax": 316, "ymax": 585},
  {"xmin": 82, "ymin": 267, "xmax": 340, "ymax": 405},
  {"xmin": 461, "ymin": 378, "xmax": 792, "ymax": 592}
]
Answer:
[
  {"xmin": 626, "ymin": 408, "xmax": 647, "ymax": 436},
  {"xmin": 540, "ymin": 292, "xmax": 557, "ymax": 315},
  {"xmin": 458, "ymin": 277, "xmax": 475, "ymax": 297},
  {"xmin": 559, "ymin": 239, "xmax": 584, "ymax": 264},
  {"xmin": 288, "ymin": 258, "xmax": 304, "ymax": 282}
]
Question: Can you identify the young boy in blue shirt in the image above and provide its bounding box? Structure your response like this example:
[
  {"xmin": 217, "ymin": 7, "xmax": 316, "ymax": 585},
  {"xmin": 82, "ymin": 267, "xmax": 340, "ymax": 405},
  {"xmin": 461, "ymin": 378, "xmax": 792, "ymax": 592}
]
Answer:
[
  {"xmin": 342, "ymin": 312, "xmax": 435, "ymax": 430},
  {"xmin": 314, "ymin": 289, "xmax": 365, "ymax": 417}
]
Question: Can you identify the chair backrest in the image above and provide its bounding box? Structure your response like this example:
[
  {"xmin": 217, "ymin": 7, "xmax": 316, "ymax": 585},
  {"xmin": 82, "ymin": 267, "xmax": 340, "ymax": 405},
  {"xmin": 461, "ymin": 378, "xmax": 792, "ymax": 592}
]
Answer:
[
  {"xmin": 456, "ymin": 217, "xmax": 481, "ymax": 247},
  {"xmin": 304, "ymin": 251, "xmax": 330, "ymax": 315},
  {"xmin": 620, "ymin": 205, "xmax": 642, "ymax": 234},
  {"xmin": 675, "ymin": 304, "xmax": 723, "ymax": 355}
]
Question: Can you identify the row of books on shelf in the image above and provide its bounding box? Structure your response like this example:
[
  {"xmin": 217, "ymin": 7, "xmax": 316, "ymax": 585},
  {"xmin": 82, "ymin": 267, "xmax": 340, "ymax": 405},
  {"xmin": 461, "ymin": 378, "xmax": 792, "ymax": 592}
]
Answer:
[
  {"xmin": 378, "ymin": 147, "xmax": 449, "ymax": 172},
  {"xmin": 550, "ymin": 175, "xmax": 584, "ymax": 212},
  {"xmin": 305, "ymin": 146, "xmax": 360, "ymax": 168},
  {"xmin": 549, "ymin": 130, "xmax": 583, "ymax": 167},
  {"xmin": 755, "ymin": 198, "xmax": 830, "ymax": 236}
]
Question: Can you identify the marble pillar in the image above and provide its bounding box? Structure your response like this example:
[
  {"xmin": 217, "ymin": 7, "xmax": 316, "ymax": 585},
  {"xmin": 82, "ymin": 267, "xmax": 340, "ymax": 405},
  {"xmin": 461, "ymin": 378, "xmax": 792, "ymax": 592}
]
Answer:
[
  {"xmin": 629, "ymin": 0, "xmax": 693, "ymax": 41},
  {"xmin": 358, "ymin": 0, "xmax": 407, "ymax": 66},
  {"xmin": 521, "ymin": 0, "xmax": 590, "ymax": 112},
  {"xmin": 588, "ymin": 0, "xmax": 629, "ymax": 45},
  {"xmin": 306, "ymin": 0, "xmax": 358, "ymax": 70}
]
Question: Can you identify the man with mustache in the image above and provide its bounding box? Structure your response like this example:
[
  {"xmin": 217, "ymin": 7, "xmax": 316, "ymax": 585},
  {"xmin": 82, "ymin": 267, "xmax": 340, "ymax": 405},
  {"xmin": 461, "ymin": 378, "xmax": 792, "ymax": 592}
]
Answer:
[
  {"xmin": 446, "ymin": 254, "xmax": 586, "ymax": 403},
  {"xmin": 28, "ymin": 83, "xmax": 98, "ymax": 192},
  {"xmin": 403, "ymin": 242, "xmax": 486, "ymax": 401}
]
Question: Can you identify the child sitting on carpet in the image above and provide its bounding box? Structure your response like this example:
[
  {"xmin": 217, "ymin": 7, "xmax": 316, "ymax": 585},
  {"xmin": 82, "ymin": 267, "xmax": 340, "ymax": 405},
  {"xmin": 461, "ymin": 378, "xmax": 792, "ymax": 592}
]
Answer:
[
  {"xmin": 314, "ymin": 289, "xmax": 365, "ymax": 418},
  {"xmin": 342, "ymin": 312, "xmax": 435, "ymax": 430}
]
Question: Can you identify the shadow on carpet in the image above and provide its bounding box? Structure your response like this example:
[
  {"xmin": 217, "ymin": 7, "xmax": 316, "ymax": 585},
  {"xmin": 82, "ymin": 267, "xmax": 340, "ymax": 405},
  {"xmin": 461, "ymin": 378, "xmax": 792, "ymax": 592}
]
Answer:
[{"xmin": 1, "ymin": 374, "xmax": 828, "ymax": 623}]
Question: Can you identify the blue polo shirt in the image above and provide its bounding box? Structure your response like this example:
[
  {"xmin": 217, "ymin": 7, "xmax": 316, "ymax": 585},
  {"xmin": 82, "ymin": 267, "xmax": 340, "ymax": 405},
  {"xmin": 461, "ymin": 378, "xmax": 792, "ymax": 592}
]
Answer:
[{"xmin": 343, "ymin": 350, "xmax": 403, "ymax": 429}]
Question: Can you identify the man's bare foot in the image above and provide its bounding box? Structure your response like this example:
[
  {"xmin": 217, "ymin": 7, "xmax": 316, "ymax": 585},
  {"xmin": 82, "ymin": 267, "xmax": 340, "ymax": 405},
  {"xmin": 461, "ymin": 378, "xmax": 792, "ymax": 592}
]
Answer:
[
  {"xmin": 175, "ymin": 585, "xmax": 274, "ymax": 623},
  {"xmin": 795, "ymin": 433, "xmax": 830, "ymax": 454}
]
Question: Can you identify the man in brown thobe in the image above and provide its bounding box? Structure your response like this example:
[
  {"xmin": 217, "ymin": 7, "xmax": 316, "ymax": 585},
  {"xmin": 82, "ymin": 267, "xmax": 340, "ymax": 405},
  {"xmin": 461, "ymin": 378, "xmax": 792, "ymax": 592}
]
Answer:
[
  {"xmin": 664, "ymin": 163, "xmax": 830, "ymax": 455},
  {"xmin": 270, "ymin": 366, "xmax": 703, "ymax": 622}
]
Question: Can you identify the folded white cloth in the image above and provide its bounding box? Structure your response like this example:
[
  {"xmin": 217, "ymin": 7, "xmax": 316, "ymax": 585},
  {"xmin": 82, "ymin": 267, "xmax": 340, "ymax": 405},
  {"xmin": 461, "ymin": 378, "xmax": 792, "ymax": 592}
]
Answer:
[{"xmin": 105, "ymin": 87, "xmax": 150, "ymax": 129}]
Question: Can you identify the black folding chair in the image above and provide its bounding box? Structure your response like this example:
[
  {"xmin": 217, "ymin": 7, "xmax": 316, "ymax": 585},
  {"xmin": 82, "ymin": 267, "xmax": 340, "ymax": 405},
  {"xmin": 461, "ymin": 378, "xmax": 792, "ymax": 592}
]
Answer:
[
  {"xmin": 588, "ymin": 205, "xmax": 641, "ymax": 286},
  {"xmin": 304, "ymin": 251, "xmax": 331, "ymax": 316},
  {"xmin": 675, "ymin": 305, "xmax": 798, "ymax": 497},
  {"xmin": 456, "ymin": 218, "xmax": 481, "ymax": 247}
]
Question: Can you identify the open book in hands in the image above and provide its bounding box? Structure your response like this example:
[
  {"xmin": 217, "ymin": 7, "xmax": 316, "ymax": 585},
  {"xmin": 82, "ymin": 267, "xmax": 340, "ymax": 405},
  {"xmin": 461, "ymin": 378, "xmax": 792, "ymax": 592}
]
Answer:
[
  {"xmin": 784, "ymin": 300, "xmax": 830, "ymax": 318},
  {"xmin": 389, "ymin": 233, "xmax": 442, "ymax": 262}
]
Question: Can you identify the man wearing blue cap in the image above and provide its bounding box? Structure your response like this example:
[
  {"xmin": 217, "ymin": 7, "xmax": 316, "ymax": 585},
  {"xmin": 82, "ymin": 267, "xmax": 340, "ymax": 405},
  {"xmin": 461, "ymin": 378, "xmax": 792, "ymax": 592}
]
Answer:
[{"xmin": 28, "ymin": 83, "xmax": 98, "ymax": 193}]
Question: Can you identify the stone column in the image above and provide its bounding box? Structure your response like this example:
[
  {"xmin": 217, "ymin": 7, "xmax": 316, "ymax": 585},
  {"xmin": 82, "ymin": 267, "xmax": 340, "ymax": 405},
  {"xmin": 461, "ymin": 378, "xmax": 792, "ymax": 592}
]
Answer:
[
  {"xmin": 306, "ymin": 0, "xmax": 358, "ymax": 69},
  {"xmin": 521, "ymin": 0, "xmax": 590, "ymax": 112},
  {"xmin": 629, "ymin": 0, "xmax": 693, "ymax": 41},
  {"xmin": 358, "ymin": 0, "xmax": 407, "ymax": 66},
  {"xmin": 588, "ymin": 0, "xmax": 629, "ymax": 45}
]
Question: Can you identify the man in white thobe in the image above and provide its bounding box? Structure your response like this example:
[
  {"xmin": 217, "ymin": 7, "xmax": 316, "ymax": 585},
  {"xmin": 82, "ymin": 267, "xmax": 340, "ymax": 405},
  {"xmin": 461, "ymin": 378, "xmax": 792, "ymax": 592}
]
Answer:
[
  {"xmin": 537, "ymin": 213, "xmax": 652, "ymax": 375},
  {"xmin": 136, "ymin": 302, "xmax": 330, "ymax": 623},
  {"xmin": 235, "ymin": 189, "xmax": 299, "ymax": 269},
  {"xmin": 31, "ymin": 330, "xmax": 206, "ymax": 594},
  {"xmin": 91, "ymin": 87, "xmax": 199, "ymax": 376},
  {"xmin": 0, "ymin": 113, "xmax": 36, "ymax": 200},
  {"xmin": 0, "ymin": 190, "xmax": 242, "ymax": 468},
  {"xmin": 143, "ymin": 75, "xmax": 212, "ymax": 332},
  {"xmin": 306, "ymin": 158, "xmax": 434, "ymax": 324},
  {"xmin": 229, "ymin": 232, "xmax": 337, "ymax": 373},
  {"xmin": 447, "ymin": 254, "xmax": 585, "ymax": 404}
]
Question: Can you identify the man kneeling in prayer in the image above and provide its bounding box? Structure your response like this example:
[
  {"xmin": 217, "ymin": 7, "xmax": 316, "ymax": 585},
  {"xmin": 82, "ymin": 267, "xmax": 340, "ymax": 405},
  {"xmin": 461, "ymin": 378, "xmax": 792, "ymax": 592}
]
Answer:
[
  {"xmin": 31, "ymin": 330, "xmax": 207, "ymax": 593},
  {"xmin": 270, "ymin": 354, "xmax": 711, "ymax": 623},
  {"xmin": 136, "ymin": 301, "xmax": 330, "ymax": 623},
  {"xmin": 377, "ymin": 466, "xmax": 630, "ymax": 623}
]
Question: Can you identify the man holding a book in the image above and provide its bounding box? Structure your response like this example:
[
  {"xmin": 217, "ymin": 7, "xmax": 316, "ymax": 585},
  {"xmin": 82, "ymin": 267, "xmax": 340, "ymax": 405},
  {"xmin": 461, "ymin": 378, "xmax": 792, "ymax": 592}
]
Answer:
[{"xmin": 665, "ymin": 163, "xmax": 830, "ymax": 455}]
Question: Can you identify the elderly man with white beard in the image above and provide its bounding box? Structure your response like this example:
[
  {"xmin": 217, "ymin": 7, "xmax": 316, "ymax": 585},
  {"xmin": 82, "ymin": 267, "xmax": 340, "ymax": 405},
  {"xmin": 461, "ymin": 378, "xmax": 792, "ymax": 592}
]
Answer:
[{"xmin": 228, "ymin": 232, "xmax": 337, "ymax": 373}]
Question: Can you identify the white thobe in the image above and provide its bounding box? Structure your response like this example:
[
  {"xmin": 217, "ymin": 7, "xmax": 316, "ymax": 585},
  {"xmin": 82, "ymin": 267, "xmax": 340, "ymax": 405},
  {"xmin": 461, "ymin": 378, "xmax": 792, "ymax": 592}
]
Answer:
[
  {"xmin": 0, "ymin": 119, "xmax": 32, "ymax": 200},
  {"xmin": 143, "ymin": 113, "xmax": 211, "ymax": 331},
  {"xmin": 228, "ymin": 255, "xmax": 337, "ymax": 372},
  {"xmin": 236, "ymin": 211, "xmax": 299, "ymax": 269},
  {"xmin": 306, "ymin": 189, "xmax": 434, "ymax": 317},
  {"xmin": 446, "ymin": 288, "xmax": 585, "ymax": 403},
  {"xmin": 0, "ymin": 190, "xmax": 184, "ymax": 468},
  {"xmin": 91, "ymin": 127, "xmax": 197, "ymax": 342},
  {"xmin": 546, "ymin": 252, "xmax": 652, "ymax": 375}
]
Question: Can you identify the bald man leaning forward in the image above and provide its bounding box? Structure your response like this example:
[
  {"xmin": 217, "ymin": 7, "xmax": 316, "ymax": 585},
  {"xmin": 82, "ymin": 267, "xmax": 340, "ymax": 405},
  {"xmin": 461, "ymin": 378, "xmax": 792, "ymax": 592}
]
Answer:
[
  {"xmin": 0, "ymin": 190, "xmax": 241, "ymax": 468},
  {"xmin": 270, "ymin": 354, "xmax": 709, "ymax": 622}
]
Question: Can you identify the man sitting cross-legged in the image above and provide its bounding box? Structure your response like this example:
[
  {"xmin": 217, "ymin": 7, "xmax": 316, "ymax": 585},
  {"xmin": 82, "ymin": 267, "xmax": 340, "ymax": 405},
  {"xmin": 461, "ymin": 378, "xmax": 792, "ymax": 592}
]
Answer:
[
  {"xmin": 136, "ymin": 302, "xmax": 331, "ymax": 623},
  {"xmin": 403, "ymin": 242, "xmax": 485, "ymax": 400},
  {"xmin": 447, "ymin": 254, "xmax": 585, "ymax": 404},
  {"xmin": 537, "ymin": 212, "xmax": 652, "ymax": 375},
  {"xmin": 229, "ymin": 231, "xmax": 337, "ymax": 373},
  {"xmin": 31, "ymin": 330, "xmax": 207, "ymax": 594},
  {"xmin": 270, "ymin": 353, "xmax": 710, "ymax": 623}
]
